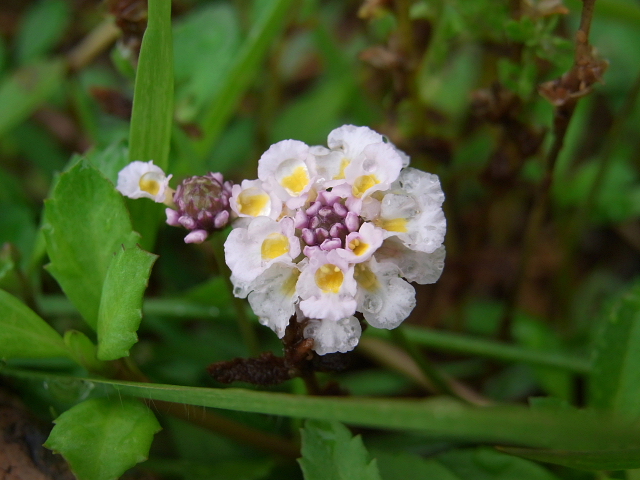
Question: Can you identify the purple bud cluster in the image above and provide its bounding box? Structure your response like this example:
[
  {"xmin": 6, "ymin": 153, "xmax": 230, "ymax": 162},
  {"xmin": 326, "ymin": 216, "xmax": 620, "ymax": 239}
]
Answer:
[
  {"xmin": 294, "ymin": 191, "xmax": 361, "ymax": 252},
  {"xmin": 166, "ymin": 173, "xmax": 233, "ymax": 243}
]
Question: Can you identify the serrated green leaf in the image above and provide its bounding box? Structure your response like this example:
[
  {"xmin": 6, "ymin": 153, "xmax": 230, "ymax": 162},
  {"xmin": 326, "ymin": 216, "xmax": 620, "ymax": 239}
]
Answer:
[
  {"xmin": 498, "ymin": 446, "xmax": 640, "ymax": 471},
  {"xmin": 128, "ymin": 0, "xmax": 174, "ymax": 249},
  {"xmin": 97, "ymin": 244, "xmax": 157, "ymax": 361},
  {"xmin": 590, "ymin": 283, "xmax": 640, "ymax": 417},
  {"xmin": 45, "ymin": 397, "xmax": 161, "ymax": 480},
  {"xmin": 0, "ymin": 59, "xmax": 65, "ymax": 137},
  {"xmin": 15, "ymin": 0, "xmax": 70, "ymax": 64},
  {"xmin": 299, "ymin": 420, "xmax": 382, "ymax": 480},
  {"xmin": 0, "ymin": 289, "xmax": 70, "ymax": 359},
  {"xmin": 43, "ymin": 160, "xmax": 140, "ymax": 329}
]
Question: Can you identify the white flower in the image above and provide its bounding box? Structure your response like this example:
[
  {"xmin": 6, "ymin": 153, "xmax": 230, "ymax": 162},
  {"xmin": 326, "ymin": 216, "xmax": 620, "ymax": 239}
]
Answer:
[
  {"xmin": 303, "ymin": 316, "xmax": 362, "ymax": 355},
  {"xmin": 336, "ymin": 222, "xmax": 384, "ymax": 263},
  {"xmin": 296, "ymin": 250, "xmax": 357, "ymax": 322},
  {"xmin": 317, "ymin": 125, "xmax": 384, "ymax": 185},
  {"xmin": 229, "ymin": 179, "xmax": 282, "ymax": 220},
  {"xmin": 116, "ymin": 161, "xmax": 172, "ymax": 202},
  {"xmin": 224, "ymin": 216, "xmax": 300, "ymax": 284},
  {"xmin": 257, "ymin": 140, "xmax": 316, "ymax": 208}
]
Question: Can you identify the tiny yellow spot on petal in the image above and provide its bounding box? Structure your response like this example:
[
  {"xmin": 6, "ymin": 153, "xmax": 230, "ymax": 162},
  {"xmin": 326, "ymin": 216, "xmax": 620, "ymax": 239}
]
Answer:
[
  {"xmin": 334, "ymin": 158, "xmax": 350, "ymax": 180},
  {"xmin": 237, "ymin": 190, "xmax": 270, "ymax": 216},
  {"xmin": 281, "ymin": 270, "xmax": 300, "ymax": 297},
  {"xmin": 352, "ymin": 174, "xmax": 379, "ymax": 198},
  {"xmin": 375, "ymin": 218, "xmax": 408, "ymax": 233},
  {"xmin": 139, "ymin": 173, "xmax": 161, "ymax": 196},
  {"xmin": 280, "ymin": 165, "xmax": 309, "ymax": 196},
  {"xmin": 354, "ymin": 263, "xmax": 379, "ymax": 291},
  {"xmin": 315, "ymin": 264, "xmax": 344, "ymax": 293},
  {"xmin": 261, "ymin": 233, "xmax": 289, "ymax": 260}
]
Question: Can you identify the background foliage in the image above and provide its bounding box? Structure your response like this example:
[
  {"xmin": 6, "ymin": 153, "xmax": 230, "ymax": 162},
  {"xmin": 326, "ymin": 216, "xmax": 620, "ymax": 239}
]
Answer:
[{"xmin": 2, "ymin": 0, "xmax": 640, "ymax": 479}]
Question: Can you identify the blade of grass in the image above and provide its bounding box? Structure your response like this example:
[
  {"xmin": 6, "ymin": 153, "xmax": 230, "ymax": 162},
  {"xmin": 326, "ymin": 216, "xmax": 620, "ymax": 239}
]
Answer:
[
  {"xmin": 367, "ymin": 327, "xmax": 591, "ymax": 374},
  {"xmin": 127, "ymin": 0, "xmax": 174, "ymax": 249},
  {"xmin": 3, "ymin": 367, "xmax": 639, "ymax": 453}
]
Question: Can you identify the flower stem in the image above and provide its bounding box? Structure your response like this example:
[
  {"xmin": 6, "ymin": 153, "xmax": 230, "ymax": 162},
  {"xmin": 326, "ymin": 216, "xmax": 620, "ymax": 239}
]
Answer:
[{"xmin": 210, "ymin": 231, "xmax": 260, "ymax": 357}]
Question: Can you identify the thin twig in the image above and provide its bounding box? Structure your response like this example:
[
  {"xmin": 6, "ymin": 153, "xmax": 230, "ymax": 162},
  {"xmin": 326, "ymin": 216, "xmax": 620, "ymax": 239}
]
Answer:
[{"xmin": 66, "ymin": 18, "xmax": 122, "ymax": 71}]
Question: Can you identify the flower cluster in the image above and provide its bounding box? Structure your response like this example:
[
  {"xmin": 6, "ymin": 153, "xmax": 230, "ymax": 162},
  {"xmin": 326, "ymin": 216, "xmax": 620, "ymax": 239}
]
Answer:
[
  {"xmin": 115, "ymin": 126, "xmax": 446, "ymax": 355},
  {"xmin": 224, "ymin": 125, "xmax": 446, "ymax": 355}
]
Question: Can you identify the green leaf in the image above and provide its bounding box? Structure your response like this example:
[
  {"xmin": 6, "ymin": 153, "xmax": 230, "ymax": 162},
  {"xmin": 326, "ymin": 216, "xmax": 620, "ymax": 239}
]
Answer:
[
  {"xmin": 436, "ymin": 447, "xmax": 559, "ymax": 480},
  {"xmin": 0, "ymin": 289, "xmax": 70, "ymax": 359},
  {"xmin": 43, "ymin": 160, "xmax": 140, "ymax": 329},
  {"xmin": 6, "ymin": 369, "xmax": 640, "ymax": 453},
  {"xmin": 0, "ymin": 59, "xmax": 65, "ymax": 138},
  {"xmin": 299, "ymin": 420, "xmax": 382, "ymax": 480},
  {"xmin": 45, "ymin": 397, "xmax": 161, "ymax": 480},
  {"xmin": 97, "ymin": 244, "xmax": 157, "ymax": 361},
  {"xmin": 194, "ymin": 0, "xmax": 295, "ymax": 159},
  {"xmin": 590, "ymin": 283, "xmax": 640, "ymax": 418},
  {"xmin": 498, "ymin": 446, "xmax": 640, "ymax": 471},
  {"xmin": 15, "ymin": 0, "xmax": 70, "ymax": 64},
  {"xmin": 128, "ymin": 0, "xmax": 173, "ymax": 249}
]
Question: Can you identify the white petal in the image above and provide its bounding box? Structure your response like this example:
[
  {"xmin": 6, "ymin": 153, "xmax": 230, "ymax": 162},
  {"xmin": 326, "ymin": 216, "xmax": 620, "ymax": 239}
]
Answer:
[
  {"xmin": 355, "ymin": 258, "xmax": 416, "ymax": 329},
  {"xmin": 303, "ymin": 317, "xmax": 362, "ymax": 355},
  {"xmin": 376, "ymin": 238, "xmax": 446, "ymax": 284},
  {"xmin": 248, "ymin": 264, "xmax": 300, "ymax": 338},
  {"xmin": 327, "ymin": 125, "xmax": 383, "ymax": 159}
]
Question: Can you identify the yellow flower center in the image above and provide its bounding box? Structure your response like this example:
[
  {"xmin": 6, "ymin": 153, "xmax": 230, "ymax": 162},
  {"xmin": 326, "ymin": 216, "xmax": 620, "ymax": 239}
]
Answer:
[
  {"xmin": 279, "ymin": 165, "xmax": 310, "ymax": 196},
  {"xmin": 375, "ymin": 218, "xmax": 408, "ymax": 233},
  {"xmin": 315, "ymin": 264, "xmax": 344, "ymax": 293},
  {"xmin": 139, "ymin": 172, "xmax": 162, "ymax": 196},
  {"xmin": 354, "ymin": 263, "xmax": 379, "ymax": 291},
  {"xmin": 348, "ymin": 238, "xmax": 369, "ymax": 256},
  {"xmin": 352, "ymin": 174, "xmax": 379, "ymax": 198},
  {"xmin": 261, "ymin": 233, "xmax": 289, "ymax": 260},
  {"xmin": 237, "ymin": 189, "xmax": 270, "ymax": 216}
]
